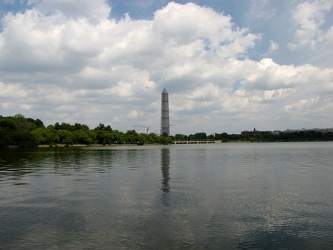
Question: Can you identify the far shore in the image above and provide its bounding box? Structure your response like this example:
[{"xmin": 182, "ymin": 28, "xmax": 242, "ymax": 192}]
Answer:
[
  {"xmin": 3, "ymin": 140, "xmax": 331, "ymax": 149},
  {"xmin": 3, "ymin": 143, "xmax": 166, "ymax": 148},
  {"xmin": 38, "ymin": 144, "xmax": 88, "ymax": 148},
  {"xmin": 37, "ymin": 143, "xmax": 146, "ymax": 148}
]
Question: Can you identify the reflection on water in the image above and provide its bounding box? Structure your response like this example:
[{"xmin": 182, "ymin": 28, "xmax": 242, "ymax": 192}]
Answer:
[
  {"xmin": 1, "ymin": 143, "xmax": 333, "ymax": 249},
  {"xmin": 161, "ymin": 148, "xmax": 170, "ymax": 193}
]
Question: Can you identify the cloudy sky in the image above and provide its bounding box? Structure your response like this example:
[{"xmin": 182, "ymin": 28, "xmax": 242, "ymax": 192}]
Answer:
[{"xmin": 0, "ymin": 0, "xmax": 332, "ymax": 135}]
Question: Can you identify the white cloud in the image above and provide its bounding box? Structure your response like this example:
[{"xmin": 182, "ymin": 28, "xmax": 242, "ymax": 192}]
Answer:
[
  {"xmin": 153, "ymin": 2, "xmax": 258, "ymax": 59},
  {"xmin": 288, "ymin": 0, "xmax": 333, "ymax": 50},
  {"xmin": 322, "ymin": 26, "xmax": 333, "ymax": 49},
  {"xmin": 0, "ymin": 82, "xmax": 27, "ymax": 98},
  {"xmin": 127, "ymin": 110, "xmax": 141, "ymax": 119},
  {"xmin": 186, "ymin": 83, "xmax": 220, "ymax": 101},
  {"xmin": 0, "ymin": 1, "xmax": 332, "ymax": 133},
  {"xmin": 268, "ymin": 40, "xmax": 279, "ymax": 53}
]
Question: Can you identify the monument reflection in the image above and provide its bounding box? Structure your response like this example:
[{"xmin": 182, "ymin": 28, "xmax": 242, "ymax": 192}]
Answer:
[{"xmin": 161, "ymin": 147, "xmax": 170, "ymax": 193}]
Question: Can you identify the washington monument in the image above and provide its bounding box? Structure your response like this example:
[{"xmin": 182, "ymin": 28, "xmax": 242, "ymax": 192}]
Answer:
[{"xmin": 160, "ymin": 88, "xmax": 170, "ymax": 136}]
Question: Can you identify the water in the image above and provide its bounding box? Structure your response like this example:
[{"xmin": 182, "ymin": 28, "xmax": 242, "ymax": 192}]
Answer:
[{"xmin": 1, "ymin": 142, "xmax": 333, "ymax": 249}]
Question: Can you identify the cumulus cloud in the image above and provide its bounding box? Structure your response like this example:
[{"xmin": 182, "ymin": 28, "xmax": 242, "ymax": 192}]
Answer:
[
  {"xmin": 0, "ymin": 1, "xmax": 332, "ymax": 133},
  {"xmin": 288, "ymin": 0, "xmax": 333, "ymax": 50}
]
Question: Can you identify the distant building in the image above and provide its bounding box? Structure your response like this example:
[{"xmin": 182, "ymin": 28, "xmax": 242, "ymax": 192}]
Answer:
[
  {"xmin": 241, "ymin": 128, "xmax": 264, "ymax": 136},
  {"xmin": 241, "ymin": 127, "xmax": 333, "ymax": 135},
  {"xmin": 160, "ymin": 88, "xmax": 170, "ymax": 136}
]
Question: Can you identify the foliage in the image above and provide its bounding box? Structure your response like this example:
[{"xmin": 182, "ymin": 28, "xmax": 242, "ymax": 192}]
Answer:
[
  {"xmin": 54, "ymin": 122, "xmax": 89, "ymax": 131},
  {"xmin": 0, "ymin": 114, "xmax": 43, "ymax": 147},
  {"xmin": 0, "ymin": 127, "xmax": 12, "ymax": 147},
  {"xmin": 57, "ymin": 130, "xmax": 73, "ymax": 145},
  {"xmin": 1, "ymin": 114, "xmax": 332, "ymax": 148},
  {"xmin": 214, "ymin": 131, "xmax": 333, "ymax": 142},
  {"xmin": 174, "ymin": 134, "xmax": 187, "ymax": 141}
]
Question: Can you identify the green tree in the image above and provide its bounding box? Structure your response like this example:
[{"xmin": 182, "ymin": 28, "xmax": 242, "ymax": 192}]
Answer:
[
  {"xmin": 147, "ymin": 134, "xmax": 157, "ymax": 144},
  {"xmin": 72, "ymin": 130, "xmax": 95, "ymax": 145},
  {"xmin": 174, "ymin": 134, "xmax": 186, "ymax": 141},
  {"xmin": 126, "ymin": 130, "xmax": 138, "ymax": 144},
  {"xmin": 45, "ymin": 127, "xmax": 60, "ymax": 145},
  {"xmin": 159, "ymin": 135, "xmax": 173, "ymax": 145},
  {"xmin": 31, "ymin": 128, "xmax": 47, "ymax": 144},
  {"xmin": 95, "ymin": 123, "xmax": 105, "ymax": 130},
  {"xmin": 0, "ymin": 118, "xmax": 17, "ymax": 146},
  {"xmin": 74, "ymin": 123, "xmax": 89, "ymax": 131},
  {"xmin": 137, "ymin": 134, "xmax": 147, "ymax": 145},
  {"xmin": 86, "ymin": 130, "xmax": 97, "ymax": 144},
  {"xmin": 57, "ymin": 130, "xmax": 73, "ymax": 145},
  {"xmin": 26, "ymin": 118, "xmax": 44, "ymax": 128},
  {"xmin": 105, "ymin": 125, "xmax": 112, "ymax": 132},
  {"xmin": 14, "ymin": 130, "xmax": 38, "ymax": 147},
  {"xmin": 0, "ymin": 118, "xmax": 18, "ymax": 130},
  {"xmin": 193, "ymin": 132, "xmax": 207, "ymax": 140},
  {"xmin": 113, "ymin": 131, "xmax": 125, "ymax": 144},
  {"xmin": 0, "ymin": 128, "xmax": 12, "ymax": 147},
  {"xmin": 102, "ymin": 131, "xmax": 115, "ymax": 145}
]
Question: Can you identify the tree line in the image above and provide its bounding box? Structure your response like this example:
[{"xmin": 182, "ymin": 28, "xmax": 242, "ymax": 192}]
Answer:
[
  {"xmin": 0, "ymin": 114, "xmax": 172, "ymax": 147},
  {"xmin": 173, "ymin": 131, "xmax": 333, "ymax": 142},
  {"xmin": 1, "ymin": 114, "xmax": 332, "ymax": 148}
]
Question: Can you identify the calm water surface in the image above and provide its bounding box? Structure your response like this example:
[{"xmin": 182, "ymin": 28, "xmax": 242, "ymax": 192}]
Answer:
[{"xmin": 1, "ymin": 142, "xmax": 333, "ymax": 249}]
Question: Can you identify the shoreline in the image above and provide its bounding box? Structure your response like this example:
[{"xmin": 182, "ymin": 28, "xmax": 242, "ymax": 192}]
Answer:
[
  {"xmin": 37, "ymin": 143, "xmax": 146, "ymax": 148},
  {"xmin": 2, "ymin": 140, "xmax": 332, "ymax": 149}
]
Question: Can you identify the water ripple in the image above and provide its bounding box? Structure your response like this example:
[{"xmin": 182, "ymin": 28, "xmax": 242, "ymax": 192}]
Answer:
[{"xmin": 1, "ymin": 143, "xmax": 333, "ymax": 249}]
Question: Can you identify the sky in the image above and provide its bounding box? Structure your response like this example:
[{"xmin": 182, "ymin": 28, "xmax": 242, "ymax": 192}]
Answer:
[{"xmin": 0, "ymin": 0, "xmax": 332, "ymax": 135}]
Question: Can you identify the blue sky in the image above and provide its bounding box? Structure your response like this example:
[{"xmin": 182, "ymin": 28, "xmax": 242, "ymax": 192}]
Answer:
[{"xmin": 0, "ymin": 0, "xmax": 332, "ymax": 134}]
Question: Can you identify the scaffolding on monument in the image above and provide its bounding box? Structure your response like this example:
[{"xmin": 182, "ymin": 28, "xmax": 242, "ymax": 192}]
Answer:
[{"xmin": 160, "ymin": 88, "xmax": 170, "ymax": 136}]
